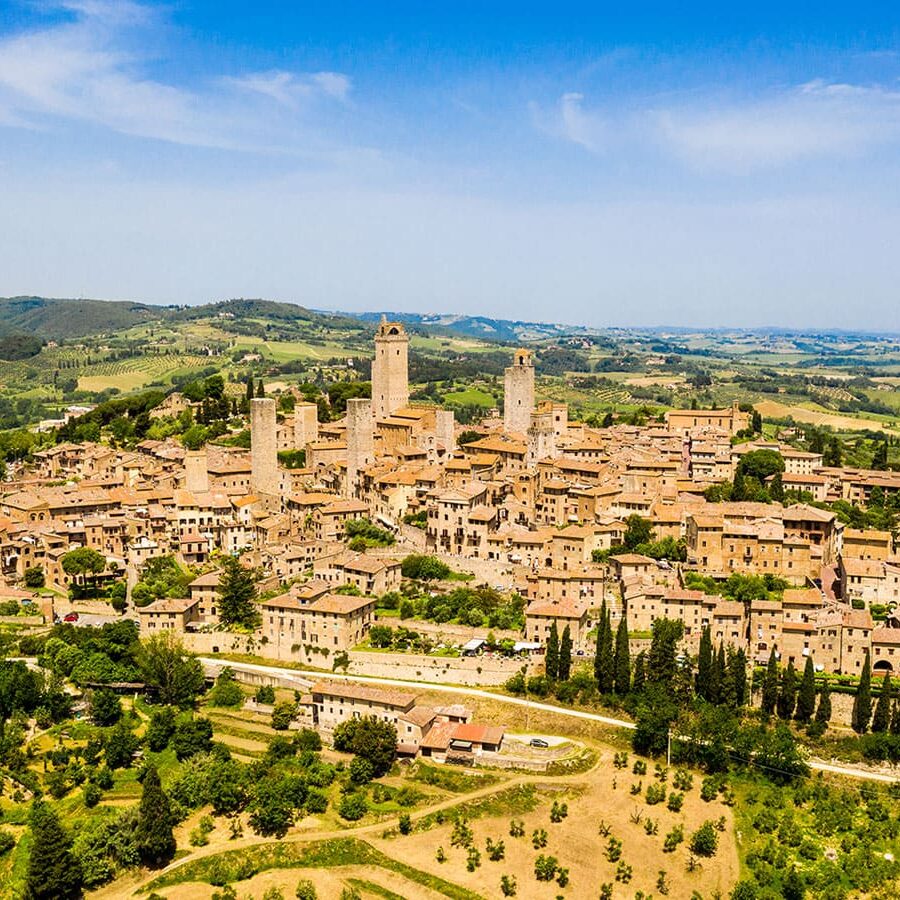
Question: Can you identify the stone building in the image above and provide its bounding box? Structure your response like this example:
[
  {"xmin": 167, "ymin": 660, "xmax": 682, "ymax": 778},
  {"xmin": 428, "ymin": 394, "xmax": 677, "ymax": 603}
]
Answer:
[
  {"xmin": 371, "ymin": 318, "xmax": 409, "ymax": 419},
  {"xmin": 504, "ymin": 349, "xmax": 535, "ymax": 435}
]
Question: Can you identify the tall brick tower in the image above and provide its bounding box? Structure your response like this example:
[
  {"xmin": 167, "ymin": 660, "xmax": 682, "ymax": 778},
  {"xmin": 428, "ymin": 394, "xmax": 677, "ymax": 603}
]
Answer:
[
  {"xmin": 504, "ymin": 348, "xmax": 535, "ymax": 435},
  {"xmin": 345, "ymin": 397, "xmax": 374, "ymax": 498},
  {"xmin": 250, "ymin": 397, "xmax": 279, "ymax": 497},
  {"xmin": 371, "ymin": 317, "xmax": 409, "ymax": 419}
]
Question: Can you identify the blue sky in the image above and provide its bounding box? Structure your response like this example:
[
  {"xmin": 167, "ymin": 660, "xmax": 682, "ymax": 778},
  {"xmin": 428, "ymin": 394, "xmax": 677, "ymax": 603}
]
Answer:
[{"xmin": 2, "ymin": 1, "xmax": 900, "ymax": 329}]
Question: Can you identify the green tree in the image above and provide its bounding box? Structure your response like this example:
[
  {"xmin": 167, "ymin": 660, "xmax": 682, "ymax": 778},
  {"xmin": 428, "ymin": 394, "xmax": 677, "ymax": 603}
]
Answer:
[
  {"xmin": 794, "ymin": 656, "xmax": 816, "ymax": 723},
  {"xmin": 777, "ymin": 660, "xmax": 798, "ymax": 720},
  {"xmin": 852, "ymin": 652, "xmax": 872, "ymax": 734},
  {"xmin": 105, "ymin": 721, "xmax": 139, "ymax": 769},
  {"xmin": 61, "ymin": 547, "xmax": 106, "ymax": 597},
  {"xmin": 558, "ymin": 625, "xmax": 572, "ymax": 681},
  {"xmin": 25, "ymin": 801, "xmax": 83, "ymax": 900},
  {"xmin": 709, "ymin": 642, "xmax": 723, "ymax": 705},
  {"xmin": 138, "ymin": 632, "xmax": 205, "ymax": 708},
  {"xmin": 815, "ymin": 682, "xmax": 832, "ymax": 727},
  {"xmin": 632, "ymin": 651, "xmax": 646, "ymax": 694},
  {"xmin": 135, "ymin": 764, "xmax": 176, "ymax": 868},
  {"xmin": 596, "ymin": 606, "xmax": 615, "ymax": 693},
  {"xmin": 545, "ymin": 621, "xmax": 559, "ymax": 680},
  {"xmin": 89, "ymin": 688, "xmax": 122, "ymax": 726},
  {"xmin": 217, "ymin": 555, "xmax": 259, "ymax": 627},
  {"xmin": 613, "ymin": 617, "xmax": 631, "ymax": 695},
  {"xmin": 872, "ymin": 673, "xmax": 893, "ymax": 734},
  {"xmin": 646, "ymin": 618, "xmax": 683, "ymax": 687},
  {"xmin": 24, "ymin": 566, "xmax": 44, "ymax": 589},
  {"xmin": 761, "ymin": 649, "xmax": 779, "ymax": 716},
  {"xmin": 696, "ymin": 626, "xmax": 712, "ymax": 701},
  {"xmin": 823, "ymin": 436, "xmax": 842, "ymax": 467},
  {"xmin": 146, "ymin": 706, "xmax": 177, "ymax": 751},
  {"xmin": 872, "ymin": 440, "xmax": 889, "ymax": 470},
  {"xmin": 332, "ymin": 716, "xmax": 397, "ymax": 776},
  {"xmin": 782, "ymin": 866, "xmax": 805, "ymax": 900},
  {"xmin": 623, "ymin": 515, "xmax": 653, "ymax": 550}
]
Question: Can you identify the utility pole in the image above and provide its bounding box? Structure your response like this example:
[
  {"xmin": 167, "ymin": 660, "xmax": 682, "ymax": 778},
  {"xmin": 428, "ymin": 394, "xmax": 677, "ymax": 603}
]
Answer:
[{"xmin": 666, "ymin": 727, "xmax": 672, "ymax": 768}]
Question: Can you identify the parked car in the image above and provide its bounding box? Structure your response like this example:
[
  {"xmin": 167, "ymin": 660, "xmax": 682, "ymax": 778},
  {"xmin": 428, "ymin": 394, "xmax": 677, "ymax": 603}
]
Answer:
[
  {"xmin": 529, "ymin": 738, "xmax": 549, "ymax": 748},
  {"xmin": 63, "ymin": 612, "xmax": 79, "ymax": 623}
]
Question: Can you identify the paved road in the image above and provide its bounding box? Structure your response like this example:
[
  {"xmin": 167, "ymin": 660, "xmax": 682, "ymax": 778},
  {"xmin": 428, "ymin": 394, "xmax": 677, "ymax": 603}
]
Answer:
[
  {"xmin": 198, "ymin": 657, "xmax": 636, "ymax": 729},
  {"xmin": 203, "ymin": 657, "xmax": 900, "ymax": 785}
]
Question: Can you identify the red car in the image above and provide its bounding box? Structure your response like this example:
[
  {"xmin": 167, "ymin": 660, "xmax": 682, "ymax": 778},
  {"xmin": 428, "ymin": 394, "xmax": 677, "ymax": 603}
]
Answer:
[{"xmin": 63, "ymin": 612, "xmax": 79, "ymax": 623}]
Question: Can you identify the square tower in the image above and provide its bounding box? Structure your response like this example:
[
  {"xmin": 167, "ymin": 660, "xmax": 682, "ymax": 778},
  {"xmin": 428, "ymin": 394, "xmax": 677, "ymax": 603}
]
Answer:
[
  {"xmin": 371, "ymin": 318, "xmax": 409, "ymax": 419},
  {"xmin": 504, "ymin": 348, "xmax": 535, "ymax": 435}
]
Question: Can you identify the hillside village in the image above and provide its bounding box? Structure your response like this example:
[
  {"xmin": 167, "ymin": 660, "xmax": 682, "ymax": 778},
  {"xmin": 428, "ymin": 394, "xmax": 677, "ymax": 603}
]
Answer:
[{"xmin": 1, "ymin": 318, "xmax": 899, "ymax": 754}]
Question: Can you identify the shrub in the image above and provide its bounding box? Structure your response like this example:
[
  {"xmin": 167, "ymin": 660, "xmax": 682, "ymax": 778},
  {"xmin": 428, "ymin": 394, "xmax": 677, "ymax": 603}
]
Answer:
[
  {"xmin": 509, "ymin": 819, "xmax": 525, "ymax": 837},
  {"xmin": 633, "ymin": 759, "xmax": 648, "ymax": 775},
  {"xmin": 398, "ymin": 813, "xmax": 412, "ymax": 835},
  {"xmin": 486, "ymin": 837, "xmax": 505, "ymax": 861},
  {"xmin": 0, "ymin": 832, "xmax": 16, "ymax": 855},
  {"xmin": 645, "ymin": 783, "xmax": 666, "ymax": 805},
  {"xmin": 271, "ymin": 700, "xmax": 297, "ymax": 730},
  {"xmin": 338, "ymin": 793, "xmax": 367, "ymax": 821},
  {"xmin": 606, "ymin": 836, "xmax": 622, "ymax": 861},
  {"xmin": 466, "ymin": 846, "xmax": 481, "ymax": 871},
  {"xmin": 451, "ymin": 818, "xmax": 474, "ymax": 847},
  {"xmin": 667, "ymin": 792, "xmax": 684, "ymax": 812},
  {"xmin": 550, "ymin": 800, "xmax": 568, "ymax": 822},
  {"xmin": 255, "ymin": 685, "xmax": 276, "ymax": 704},
  {"xmin": 532, "ymin": 828, "xmax": 548, "ymax": 849},
  {"xmin": 663, "ymin": 825, "xmax": 684, "ymax": 852},
  {"xmin": 534, "ymin": 854, "xmax": 558, "ymax": 881},
  {"xmin": 500, "ymin": 874, "xmax": 517, "ymax": 896},
  {"xmin": 690, "ymin": 821, "xmax": 719, "ymax": 857},
  {"xmin": 295, "ymin": 882, "xmax": 317, "ymax": 900}
]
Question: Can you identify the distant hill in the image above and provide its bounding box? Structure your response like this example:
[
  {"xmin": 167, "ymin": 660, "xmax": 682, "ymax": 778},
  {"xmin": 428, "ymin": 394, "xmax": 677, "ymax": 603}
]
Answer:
[
  {"xmin": 348, "ymin": 311, "xmax": 583, "ymax": 343},
  {"xmin": 0, "ymin": 296, "xmax": 166, "ymax": 340}
]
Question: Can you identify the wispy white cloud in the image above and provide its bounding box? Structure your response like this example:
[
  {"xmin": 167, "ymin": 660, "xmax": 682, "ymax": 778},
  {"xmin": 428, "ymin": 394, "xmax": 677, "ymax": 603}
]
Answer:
[
  {"xmin": 0, "ymin": 1, "xmax": 351, "ymax": 150},
  {"xmin": 540, "ymin": 79, "xmax": 900, "ymax": 173},
  {"xmin": 224, "ymin": 69, "xmax": 351, "ymax": 108}
]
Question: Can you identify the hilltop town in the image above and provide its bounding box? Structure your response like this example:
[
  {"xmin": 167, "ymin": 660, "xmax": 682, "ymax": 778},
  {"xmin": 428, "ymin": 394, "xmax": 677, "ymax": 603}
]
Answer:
[
  {"xmin": 1, "ymin": 315, "xmax": 900, "ymax": 899},
  {"xmin": 3, "ymin": 318, "xmax": 898, "ymax": 688}
]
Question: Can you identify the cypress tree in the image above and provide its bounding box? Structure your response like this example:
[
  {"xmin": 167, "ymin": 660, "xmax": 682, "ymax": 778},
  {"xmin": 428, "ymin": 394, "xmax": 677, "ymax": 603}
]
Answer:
[
  {"xmin": 593, "ymin": 600, "xmax": 607, "ymax": 686},
  {"xmin": 721, "ymin": 647, "xmax": 738, "ymax": 709},
  {"xmin": 613, "ymin": 617, "xmax": 631, "ymax": 695},
  {"xmin": 632, "ymin": 651, "xmax": 646, "ymax": 694},
  {"xmin": 761, "ymin": 649, "xmax": 779, "ymax": 716},
  {"xmin": 135, "ymin": 764, "xmax": 176, "ymax": 868},
  {"xmin": 217, "ymin": 554, "xmax": 258, "ymax": 627},
  {"xmin": 696, "ymin": 626, "xmax": 712, "ymax": 701},
  {"xmin": 545, "ymin": 620, "xmax": 559, "ymax": 680},
  {"xmin": 246, "ymin": 377, "xmax": 254, "ymax": 402},
  {"xmin": 872, "ymin": 673, "xmax": 892, "ymax": 734},
  {"xmin": 598, "ymin": 608, "xmax": 615, "ymax": 694},
  {"xmin": 851, "ymin": 652, "xmax": 872, "ymax": 735},
  {"xmin": 256, "ymin": 378, "xmax": 265, "ymax": 397},
  {"xmin": 777, "ymin": 660, "xmax": 798, "ymax": 720},
  {"xmin": 732, "ymin": 648, "xmax": 748, "ymax": 707},
  {"xmin": 558, "ymin": 625, "xmax": 572, "ymax": 682},
  {"xmin": 795, "ymin": 656, "xmax": 817, "ymax": 723},
  {"xmin": 891, "ymin": 699, "xmax": 900, "ymax": 736},
  {"xmin": 709, "ymin": 643, "xmax": 725, "ymax": 705},
  {"xmin": 815, "ymin": 682, "xmax": 832, "ymax": 726},
  {"xmin": 26, "ymin": 801, "xmax": 83, "ymax": 900}
]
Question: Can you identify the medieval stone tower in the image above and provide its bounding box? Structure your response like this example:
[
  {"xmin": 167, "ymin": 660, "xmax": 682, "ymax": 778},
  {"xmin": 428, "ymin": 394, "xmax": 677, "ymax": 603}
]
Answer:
[
  {"xmin": 527, "ymin": 410, "xmax": 557, "ymax": 464},
  {"xmin": 371, "ymin": 318, "xmax": 409, "ymax": 419},
  {"xmin": 183, "ymin": 449, "xmax": 209, "ymax": 493},
  {"xmin": 293, "ymin": 401, "xmax": 318, "ymax": 452},
  {"xmin": 504, "ymin": 348, "xmax": 535, "ymax": 435},
  {"xmin": 345, "ymin": 397, "xmax": 374, "ymax": 498},
  {"xmin": 250, "ymin": 397, "xmax": 279, "ymax": 497}
]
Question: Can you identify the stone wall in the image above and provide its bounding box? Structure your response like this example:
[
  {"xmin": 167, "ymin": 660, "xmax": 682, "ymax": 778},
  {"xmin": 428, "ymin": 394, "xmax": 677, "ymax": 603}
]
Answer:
[{"xmin": 344, "ymin": 649, "xmax": 532, "ymax": 686}]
